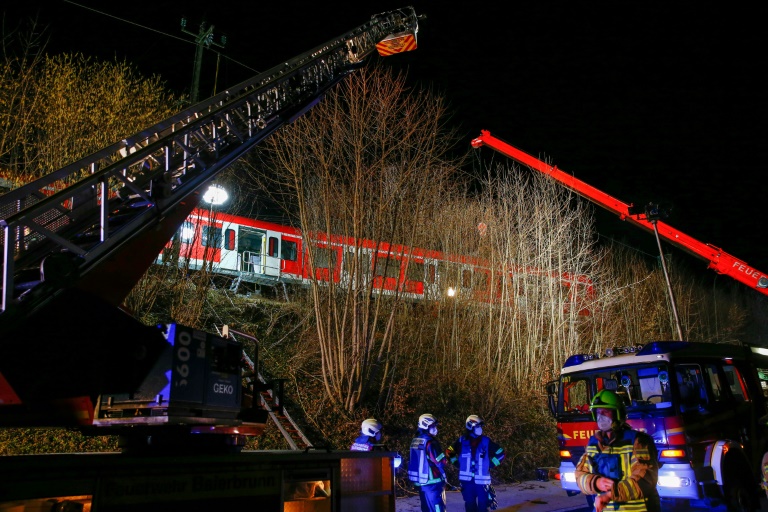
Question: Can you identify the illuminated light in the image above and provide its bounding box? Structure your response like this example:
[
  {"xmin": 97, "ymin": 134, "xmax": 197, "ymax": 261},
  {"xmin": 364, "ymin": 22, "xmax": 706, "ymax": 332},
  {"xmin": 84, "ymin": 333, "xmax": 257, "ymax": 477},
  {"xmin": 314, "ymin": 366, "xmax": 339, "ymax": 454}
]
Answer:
[
  {"xmin": 202, "ymin": 184, "xmax": 229, "ymax": 205},
  {"xmin": 563, "ymin": 353, "xmax": 600, "ymax": 367},
  {"xmin": 605, "ymin": 347, "xmax": 615, "ymax": 357},
  {"xmin": 722, "ymin": 444, "xmax": 730, "ymax": 456},
  {"xmin": 561, "ymin": 472, "xmax": 576, "ymax": 483},
  {"xmin": 447, "ymin": 287, "xmax": 456, "ymax": 297},
  {"xmin": 752, "ymin": 347, "xmax": 768, "ymax": 357},
  {"xmin": 658, "ymin": 475, "xmax": 691, "ymax": 487},
  {"xmin": 660, "ymin": 449, "xmax": 686, "ymax": 458},
  {"xmin": 394, "ymin": 453, "xmax": 402, "ymax": 469},
  {"xmin": 559, "ymin": 450, "xmax": 572, "ymax": 459}
]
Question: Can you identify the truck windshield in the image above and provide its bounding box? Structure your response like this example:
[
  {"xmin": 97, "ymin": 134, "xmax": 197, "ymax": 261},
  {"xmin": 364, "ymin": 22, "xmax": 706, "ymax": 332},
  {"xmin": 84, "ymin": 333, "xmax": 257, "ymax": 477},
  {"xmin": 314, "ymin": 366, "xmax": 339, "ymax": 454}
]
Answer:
[{"xmin": 558, "ymin": 363, "xmax": 672, "ymax": 416}]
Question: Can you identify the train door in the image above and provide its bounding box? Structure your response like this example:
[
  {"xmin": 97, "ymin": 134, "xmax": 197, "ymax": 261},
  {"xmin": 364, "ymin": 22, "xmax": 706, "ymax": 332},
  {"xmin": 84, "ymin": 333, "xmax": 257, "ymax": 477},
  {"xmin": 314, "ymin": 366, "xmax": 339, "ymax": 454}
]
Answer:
[
  {"xmin": 423, "ymin": 258, "xmax": 441, "ymax": 300},
  {"xmin": 280, "ymin": 234, "xmax": 301, "ymax": 279},
  {"xmin": 239, "ymin": 228, "xmax": 265, "ymax": 274},
  {"xmin": 219, "ymin": 223, "xmax": 238, "ymax": 272},
  {"xmin": 264, "ymin": 230, "xmax": 281, "ymax": 278}
]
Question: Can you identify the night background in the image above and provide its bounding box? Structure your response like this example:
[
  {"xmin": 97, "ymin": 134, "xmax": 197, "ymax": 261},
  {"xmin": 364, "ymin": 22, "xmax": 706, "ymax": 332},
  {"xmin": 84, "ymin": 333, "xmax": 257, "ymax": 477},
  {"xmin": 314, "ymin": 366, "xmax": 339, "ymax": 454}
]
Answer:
[{"xmin": 4, "ymin": 1, "xmax": 767, "ymax": 288}]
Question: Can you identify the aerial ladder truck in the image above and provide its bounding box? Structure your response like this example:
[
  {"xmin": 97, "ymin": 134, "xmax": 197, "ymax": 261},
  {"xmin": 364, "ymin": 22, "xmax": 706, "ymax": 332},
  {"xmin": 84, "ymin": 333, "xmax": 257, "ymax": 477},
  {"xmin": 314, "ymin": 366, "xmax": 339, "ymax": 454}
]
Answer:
[
  {"xmin": 0, "ymin": 8, "xmax": 421, "ymax": 511},
  {"xmin": 471, "ymin": 130, "xmax": 768, "ymax": 296}
]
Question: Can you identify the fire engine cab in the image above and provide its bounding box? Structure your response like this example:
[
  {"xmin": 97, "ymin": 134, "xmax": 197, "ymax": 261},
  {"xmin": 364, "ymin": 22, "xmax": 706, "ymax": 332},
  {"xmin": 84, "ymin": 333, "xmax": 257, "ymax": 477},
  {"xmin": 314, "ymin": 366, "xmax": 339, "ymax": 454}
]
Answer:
[{"xmin": 547, "ymin": 341, "xmax": 768, "ymax": 510}]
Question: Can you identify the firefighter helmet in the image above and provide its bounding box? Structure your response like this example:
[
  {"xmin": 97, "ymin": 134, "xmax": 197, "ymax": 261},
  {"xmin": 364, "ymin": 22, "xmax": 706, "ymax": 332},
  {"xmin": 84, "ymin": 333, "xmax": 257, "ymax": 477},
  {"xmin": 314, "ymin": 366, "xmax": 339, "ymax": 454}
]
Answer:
[
  {"xmin": 589, "ymin": 389, "xmax": 626, "ymax": 422},
  {"xmin": 361, "ymin": 418, "xmax": 383, "ymax": 437},
  {"xmin": 418, "ymin": 414, "xmax": 438, "ymax": 430},
  {"xmin": 466, "ymin": 415, "xmax": 484, "ymax": 430}
]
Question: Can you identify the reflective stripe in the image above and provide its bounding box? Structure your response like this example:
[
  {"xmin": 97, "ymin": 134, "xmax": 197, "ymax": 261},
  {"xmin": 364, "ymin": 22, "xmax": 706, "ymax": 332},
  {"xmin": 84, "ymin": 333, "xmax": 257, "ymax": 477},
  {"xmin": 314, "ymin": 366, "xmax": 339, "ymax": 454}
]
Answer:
[{"xmin": 457, "ymin": 436, "xmax": 492, "ymax": 484}]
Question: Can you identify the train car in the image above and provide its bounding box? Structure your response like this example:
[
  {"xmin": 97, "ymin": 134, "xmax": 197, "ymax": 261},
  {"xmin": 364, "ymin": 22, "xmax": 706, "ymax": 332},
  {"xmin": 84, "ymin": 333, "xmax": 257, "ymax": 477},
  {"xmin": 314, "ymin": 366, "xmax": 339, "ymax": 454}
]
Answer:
[{"xmin": 159, "ymin": 208, "xmax": 594, "ymax": 314}]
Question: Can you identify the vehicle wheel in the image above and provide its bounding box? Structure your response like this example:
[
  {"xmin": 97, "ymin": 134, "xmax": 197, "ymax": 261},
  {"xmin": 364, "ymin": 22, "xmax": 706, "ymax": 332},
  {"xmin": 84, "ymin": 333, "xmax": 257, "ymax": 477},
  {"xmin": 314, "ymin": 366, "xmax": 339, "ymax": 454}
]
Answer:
[{"xmin": 724, "ymin": 477, "xmax": 758, "ymax": 512}]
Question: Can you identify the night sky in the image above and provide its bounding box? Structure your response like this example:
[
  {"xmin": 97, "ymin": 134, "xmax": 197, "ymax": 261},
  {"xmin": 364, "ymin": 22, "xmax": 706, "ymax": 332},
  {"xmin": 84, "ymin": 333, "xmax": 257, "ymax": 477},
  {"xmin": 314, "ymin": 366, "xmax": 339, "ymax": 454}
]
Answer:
[{"xmin": 4, "ymin": 2, "xmax": 767, "ymax": 286}]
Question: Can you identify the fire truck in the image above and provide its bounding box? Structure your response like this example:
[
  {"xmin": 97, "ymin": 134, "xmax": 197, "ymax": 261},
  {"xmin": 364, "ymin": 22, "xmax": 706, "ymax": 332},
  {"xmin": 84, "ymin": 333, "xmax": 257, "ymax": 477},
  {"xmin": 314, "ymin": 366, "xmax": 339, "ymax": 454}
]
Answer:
[
  {"xmin": 545, "ymin": 342, "xmax": 768, "ymax": 511},
  {"xmin": 470, "ymin": 131, "xmax": 768, "ymax": 510},
  {"xmin": 0, "ymin": 7, "xmax": 421, "ymax": 511}
]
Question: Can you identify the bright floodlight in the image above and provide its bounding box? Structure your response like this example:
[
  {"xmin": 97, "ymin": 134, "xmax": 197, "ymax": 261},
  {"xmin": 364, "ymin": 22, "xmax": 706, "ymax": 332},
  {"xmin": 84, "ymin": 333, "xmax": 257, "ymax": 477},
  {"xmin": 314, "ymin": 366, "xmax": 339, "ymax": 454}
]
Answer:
[
  {"xmin": 447, "ymin": 287, "xmax": 456, "ymax": 298},
  {"xmin": 202, "ymin": 185, "xmax": 229, "ymax": 205}
]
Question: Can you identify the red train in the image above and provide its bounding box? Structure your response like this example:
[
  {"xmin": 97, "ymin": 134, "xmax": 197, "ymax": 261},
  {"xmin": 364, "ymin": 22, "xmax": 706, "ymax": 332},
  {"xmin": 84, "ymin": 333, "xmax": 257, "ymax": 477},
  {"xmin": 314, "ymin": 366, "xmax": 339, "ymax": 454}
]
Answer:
[{"xmin": 160, "ymin": 208, "xmax": 594, "ymax": 314}]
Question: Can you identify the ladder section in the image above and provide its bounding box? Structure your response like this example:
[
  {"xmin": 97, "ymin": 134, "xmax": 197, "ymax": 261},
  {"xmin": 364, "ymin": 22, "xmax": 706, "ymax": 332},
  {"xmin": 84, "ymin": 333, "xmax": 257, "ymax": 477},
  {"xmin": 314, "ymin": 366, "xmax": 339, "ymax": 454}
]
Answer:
[
  {"xmin": 0, "ymin": 7, "xmax": 421, "ymax": 320},
  {"xmin": 222, "ymin": 326, "xmax": 313, "ymax": 451}
]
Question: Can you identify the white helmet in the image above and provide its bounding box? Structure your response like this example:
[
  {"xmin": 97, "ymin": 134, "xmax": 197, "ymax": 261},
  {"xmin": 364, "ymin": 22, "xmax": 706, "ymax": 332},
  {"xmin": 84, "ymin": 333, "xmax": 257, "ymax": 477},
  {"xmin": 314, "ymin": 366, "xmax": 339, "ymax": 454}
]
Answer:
[
  {"xmin": 466, "ymin": 415, "xmax": 484, "ymax": 430},
  {"xmin": 361, "ymin": 418, "xmax": 383, "ymax": 437},
  {"xmin": 418, "ymin": 413, "xmax": 438, "ymax": 430}
]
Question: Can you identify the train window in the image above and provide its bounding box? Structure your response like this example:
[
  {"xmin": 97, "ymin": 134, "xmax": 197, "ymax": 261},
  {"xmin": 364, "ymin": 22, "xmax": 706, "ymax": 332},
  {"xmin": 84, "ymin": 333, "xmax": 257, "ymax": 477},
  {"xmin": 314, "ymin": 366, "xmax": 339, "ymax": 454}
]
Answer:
[
  {"xmin": 282, "ymin": 240, "xmax": 297, "ymax": 261},
  {"xmin": 224, "ymin": 229, "xmax": 235, "ymax": 250},
  {"xmin": 375, "ymin": 256, "xmax": 400, "ymax": 278},
  {"xmin": 180, "ymin": 221, "xmax": 195, "ymax": 244},
  {"xmin": 313, "ymin": 247, "xmax": 336, "ymax": 269},
  {"xmin": 202, "ymin": 226, "xmax": 222, "ymax": 248},
  {"xmin": 405, "ymin": 261, "xmax": 424, "ymax": 282},
  {"xmin": 462, "ymin": 269, "xmax": 472, "ymax": 289},
  {"xmin": 473, "ymin": 270, "xmax": 489, "ymax": 291},
  {"xmin": 268, "ymin": 236, "xmax": 278, "ymax": 258},
  {"xmin": 427, "ymin": 263, "xmax": 436, "ymax": 284}
]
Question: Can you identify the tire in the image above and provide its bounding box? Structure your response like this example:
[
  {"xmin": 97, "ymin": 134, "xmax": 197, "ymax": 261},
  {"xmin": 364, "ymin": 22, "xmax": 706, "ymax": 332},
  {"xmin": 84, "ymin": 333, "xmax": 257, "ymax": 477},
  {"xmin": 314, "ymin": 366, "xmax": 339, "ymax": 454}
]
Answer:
[{"xmin": 723, "ymin": 463, "xmax": 758, "ymax": 512}]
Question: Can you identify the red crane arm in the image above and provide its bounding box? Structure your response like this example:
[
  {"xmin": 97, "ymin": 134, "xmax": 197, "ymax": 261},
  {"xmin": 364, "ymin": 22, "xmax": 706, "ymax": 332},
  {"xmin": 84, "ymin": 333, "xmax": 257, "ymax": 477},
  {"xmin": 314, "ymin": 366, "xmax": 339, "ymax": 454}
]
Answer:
[{"xmin": 471, "ymin": 130, "xmax": 768, "ymax": 296}]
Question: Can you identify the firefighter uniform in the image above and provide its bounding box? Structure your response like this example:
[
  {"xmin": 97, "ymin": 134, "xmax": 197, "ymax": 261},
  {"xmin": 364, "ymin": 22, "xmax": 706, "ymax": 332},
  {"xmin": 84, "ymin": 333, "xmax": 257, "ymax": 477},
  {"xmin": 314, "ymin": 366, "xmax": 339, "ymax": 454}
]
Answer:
[
  {"xmin": 408, "ymin": 414, "xmax": 448, "ymax": 512},
  {"xmin": 447, "ymin": 415, "xmax": 505, "ymax": 512},
  {"xmin": 350, "ymin": 418, "xmax": 383, "ymax": 451},
  {"xmin": 575, "ymin": 390, "xmax": 659, "ymax": 512},
  {"xmin": 350, "ymin": 434, "xmax": 376, "ymax": 451}
]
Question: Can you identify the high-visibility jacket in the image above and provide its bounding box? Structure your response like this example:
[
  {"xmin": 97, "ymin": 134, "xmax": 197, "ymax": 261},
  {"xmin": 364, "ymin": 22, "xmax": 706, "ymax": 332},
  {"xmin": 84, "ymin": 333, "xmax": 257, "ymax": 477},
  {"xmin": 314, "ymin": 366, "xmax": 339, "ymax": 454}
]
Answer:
[
  {"xmin": 350, "ymin": 435, "xmax": 375, "ymax": 452},
  {"xmin": 575, "ymin": 426, "xmax": 659, "ymax": 512},
  {"xmin": 408, "ymin": 433, "xmax": 446, "ymax": 485},
  {"xmin": 448, "ymin": 435, "xmax": 505, "ymax": 485}
]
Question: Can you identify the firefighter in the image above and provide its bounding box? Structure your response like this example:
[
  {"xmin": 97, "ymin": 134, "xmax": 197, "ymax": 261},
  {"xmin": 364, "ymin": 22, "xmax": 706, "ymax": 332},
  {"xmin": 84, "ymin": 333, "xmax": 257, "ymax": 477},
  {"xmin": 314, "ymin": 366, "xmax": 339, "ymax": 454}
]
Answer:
[
  {"xmin": 350, "ymin": 418, "xmax": 383, "ymax": 451},
  {"xmin": 447, "ymin": 415, "xmax": 505, "ymax": 512},
  {"xmin": 575, "ymin": 389, "xmax": 660, "ymax": 512},
  {"xmin": 408, "ymin": 413, "xmax": 448, "ymax": 512}
]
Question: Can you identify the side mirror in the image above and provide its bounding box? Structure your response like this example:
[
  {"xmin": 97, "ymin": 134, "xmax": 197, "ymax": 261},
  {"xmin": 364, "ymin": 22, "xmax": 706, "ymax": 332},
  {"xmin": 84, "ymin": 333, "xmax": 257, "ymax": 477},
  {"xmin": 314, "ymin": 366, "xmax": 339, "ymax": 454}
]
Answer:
[
  {"xmin": 545, "ymin": 380, "xmax": 558, "ymax": 416},
  {"xmin": 546, "ymin": 381, "xmax": 557, "ymax": 395}
]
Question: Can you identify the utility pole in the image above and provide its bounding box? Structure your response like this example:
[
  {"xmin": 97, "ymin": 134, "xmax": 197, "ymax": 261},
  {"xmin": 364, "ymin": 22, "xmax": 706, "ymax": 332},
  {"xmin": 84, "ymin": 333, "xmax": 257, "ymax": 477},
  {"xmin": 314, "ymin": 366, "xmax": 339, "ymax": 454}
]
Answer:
[{"xmin": 180, "ymin": 18, "xmax": 227, "ymax": 104}]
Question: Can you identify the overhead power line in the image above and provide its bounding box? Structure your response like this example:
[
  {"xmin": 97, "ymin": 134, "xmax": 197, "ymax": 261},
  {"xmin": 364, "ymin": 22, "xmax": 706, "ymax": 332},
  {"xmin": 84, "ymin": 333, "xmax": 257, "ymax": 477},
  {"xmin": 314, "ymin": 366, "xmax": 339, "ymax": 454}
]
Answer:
[{"xmin": 62, "ymin": 1, "xmax": 260, "ymax": 87}]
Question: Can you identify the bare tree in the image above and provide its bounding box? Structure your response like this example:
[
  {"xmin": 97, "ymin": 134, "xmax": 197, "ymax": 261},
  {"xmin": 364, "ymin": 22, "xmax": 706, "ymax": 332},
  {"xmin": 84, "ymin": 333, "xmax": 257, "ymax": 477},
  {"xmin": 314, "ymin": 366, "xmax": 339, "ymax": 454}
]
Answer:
[{"xmin": 246, "ymin": 64, "xmax": 464, "ymax": 412}]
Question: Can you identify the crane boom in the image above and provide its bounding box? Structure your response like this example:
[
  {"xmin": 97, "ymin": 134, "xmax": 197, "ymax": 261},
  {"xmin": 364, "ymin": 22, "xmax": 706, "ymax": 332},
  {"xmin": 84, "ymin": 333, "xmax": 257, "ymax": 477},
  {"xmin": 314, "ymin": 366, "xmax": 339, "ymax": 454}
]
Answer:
[{"xmin": 471, "ymin": 130, "xmax": 768, "ymax": 296}]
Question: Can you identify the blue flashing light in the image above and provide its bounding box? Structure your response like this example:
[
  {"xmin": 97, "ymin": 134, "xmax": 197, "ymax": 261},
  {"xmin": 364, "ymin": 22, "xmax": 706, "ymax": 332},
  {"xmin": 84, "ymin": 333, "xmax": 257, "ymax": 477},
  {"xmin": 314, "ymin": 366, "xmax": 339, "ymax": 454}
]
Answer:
[
  {"xmin": 637, "ymin": 341, "xmax": 689, "ymax": 356},
  {"xmin": 564, "ymin": 353, "xmax": 599, "ymax": 368}
]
